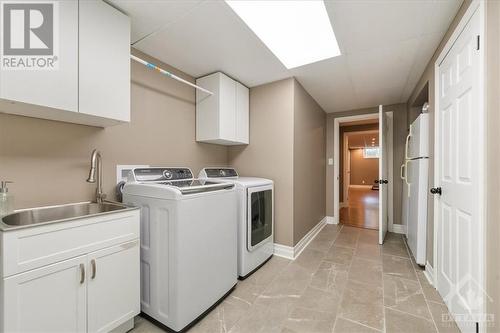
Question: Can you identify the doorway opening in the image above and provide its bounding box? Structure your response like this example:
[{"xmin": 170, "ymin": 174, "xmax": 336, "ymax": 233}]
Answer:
[
  {"xmin": 340, "ymin": 127, "xmax": 380, "ymax": 230},
  {"xmin": 333, "ymin": 108, "xmax": 394, "ymax": 244}
]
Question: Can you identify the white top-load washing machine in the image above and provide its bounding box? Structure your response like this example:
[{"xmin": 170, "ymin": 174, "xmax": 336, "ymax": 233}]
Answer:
[
  {"xmin": 198, "ymin": 168, "xmax": 273, "ymax": 279},
  {"xmin": 122, "ymin": 167, "xmax": 237, "ymax": 332}
]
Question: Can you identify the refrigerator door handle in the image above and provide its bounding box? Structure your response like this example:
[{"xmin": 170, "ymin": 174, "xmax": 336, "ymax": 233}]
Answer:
[
  {"xmin": 400, "ymin": 163, "xmax": 406, "ymax": 180},
  {"xmin": 405, "ymin": 131, "xmax": 412, "ymax": 160},
  {"xmin": 404, "ymin": 160, "xmax": 410, "ymax": 186},
  {"xmin": 404, "ymin": 160, "xmax": 411, "ymax": 197}
]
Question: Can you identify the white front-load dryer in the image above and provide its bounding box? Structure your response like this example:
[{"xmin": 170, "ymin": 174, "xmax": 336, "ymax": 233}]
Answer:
[
  {"xmin": 122, "ymin": 167, "xmax": 237, "ymax": 332},
  {"xmin": 198, "ymin": 168, "xmax": 274, "ymax": 279}
]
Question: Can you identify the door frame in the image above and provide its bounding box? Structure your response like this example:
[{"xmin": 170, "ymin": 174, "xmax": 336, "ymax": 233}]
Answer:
[
  {"xmin": 386, "ymin": 112, "xmax": 394, "ymax": 233},
  {"xmin": 333, "ymin": 113, "xmax": 393, "ymax": 227},
  {"xmin": 433, "ymin": 0, "xmax": 485, "ymax": 323}
]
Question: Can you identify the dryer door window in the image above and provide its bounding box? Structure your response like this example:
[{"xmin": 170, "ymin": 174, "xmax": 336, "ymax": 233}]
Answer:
[{"xmin": 247, "ymin": 185, "xmax": 273, "ymax": 251}]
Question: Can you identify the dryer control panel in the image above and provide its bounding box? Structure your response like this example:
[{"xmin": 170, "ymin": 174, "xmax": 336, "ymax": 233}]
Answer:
[{"xmin": 202, "ymin": 168, "xmax": 238, "ymax": 178}]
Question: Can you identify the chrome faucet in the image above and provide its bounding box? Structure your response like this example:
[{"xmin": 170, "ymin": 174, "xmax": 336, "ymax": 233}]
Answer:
[{"xmin": 86, "ymin": 149, "xmax": 106, "ymax": 203}]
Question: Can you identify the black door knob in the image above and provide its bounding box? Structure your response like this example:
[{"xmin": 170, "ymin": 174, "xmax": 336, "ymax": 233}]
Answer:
[
  {"xmin": 430, "ymin": 187, "xmax": 442, "ymax": 195},
  {"xmin": 381, "ymin": 179, "xmax": 389, "ymax": 184},
  {"xmin": 374, "ymin": 179, "xmax": 380, "ymax": 184}
]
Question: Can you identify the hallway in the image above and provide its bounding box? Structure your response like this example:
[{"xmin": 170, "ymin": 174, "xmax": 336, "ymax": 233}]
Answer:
[
  {"xmin": 132, "ymin": 225, "xmax": 458, "ymax": 333},
  {"xmin": 340, "ymin": 187, "xmax": 379, "ymax": 230}
]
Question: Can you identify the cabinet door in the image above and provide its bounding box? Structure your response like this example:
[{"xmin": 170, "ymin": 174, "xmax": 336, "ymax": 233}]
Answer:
[
  {"xmin": 236, "ymin": 82, "xmax": 249, "ymax": 144},
  {"xmin": 0, "ymin": 0, "xmax": 78, "ymax": 111},
  {"xmin": 2, "ymin": 256, "xmax": 87, "ymax": 333},
  {"xmin": 87, "ymin": 240, "xmax": 140, "ymax": 333},
  {"xmin": 219, "ymin": 73, "xmax": 237, "ymax": 141},
  {"xmin": 79, "ymin": 0, "xmax": 130, "ymax": 122}
]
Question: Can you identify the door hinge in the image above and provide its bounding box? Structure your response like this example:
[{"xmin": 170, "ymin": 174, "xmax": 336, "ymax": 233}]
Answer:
[{"xmin": 477, "ymin": 35, "xmax": 480, "ymax": 50}]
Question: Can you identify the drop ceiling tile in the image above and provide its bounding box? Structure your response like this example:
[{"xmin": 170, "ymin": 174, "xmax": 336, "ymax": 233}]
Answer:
[
  {"xmin": 400, "ymin": 32, "xmax": 444, "ymax": 101},
  {"xmin": 291, "ymin": 56, "xmax": 358, "ymax": 113},
  {"xmin": 422, "ymin": 0, "xmax": 463, "ymax": 35},
  {"xmin": 133, "ymin": 1, "xmax": 289, "ymax": 87},
  {"xmin": 346, "ymin": 37, "xmax": 420, "ymax": 108},
  {"xmin": 326, "ymin": 0, "xmax": 432, "ymax": 54},
  {"xmin": 108, "ymin": 0, "xmax": 205, "ymax": 43}
]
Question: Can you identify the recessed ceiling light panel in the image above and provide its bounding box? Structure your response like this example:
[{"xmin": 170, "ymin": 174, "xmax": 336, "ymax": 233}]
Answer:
[{"xmin": 225, "ymin": 0, "xmax": 341, "ymax": 69}]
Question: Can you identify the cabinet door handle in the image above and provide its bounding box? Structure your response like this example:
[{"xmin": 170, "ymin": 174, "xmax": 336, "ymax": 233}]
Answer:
[
  {"xmin": 91, "ymin": 259, "xmax": 96, "ymax": 279},
  {"xmin": 79, "ymin": 263, "xmax": 85, "ymax": 284}
]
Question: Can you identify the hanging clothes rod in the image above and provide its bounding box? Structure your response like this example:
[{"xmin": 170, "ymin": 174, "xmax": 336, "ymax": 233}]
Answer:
[{"xmin": 130, "ymin": 54, "xmax": 213, "ymax": 96}]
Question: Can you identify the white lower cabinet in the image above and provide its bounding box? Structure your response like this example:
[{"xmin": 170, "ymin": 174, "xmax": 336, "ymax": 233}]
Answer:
[
  {"xmin": 2, "ymin": 255, "xmax": 87, "ymax": 333},
  {"xmin": 87, "ymin": 240, "xmax": 140, "ymax": 333},
  {"xmin": 0, "ymin": 209, "xmax": 141, "ymax": 333}
]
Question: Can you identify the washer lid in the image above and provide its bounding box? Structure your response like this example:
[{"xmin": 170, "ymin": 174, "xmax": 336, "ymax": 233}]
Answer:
[{"xmin": 158, "ymin": 179, "xmax": 233, "ymax": 194}]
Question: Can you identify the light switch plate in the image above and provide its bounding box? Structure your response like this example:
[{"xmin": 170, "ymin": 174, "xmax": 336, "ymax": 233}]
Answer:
[{"xmin": 328, "ymin": 158, "xmax": 333, "ymax": 165}]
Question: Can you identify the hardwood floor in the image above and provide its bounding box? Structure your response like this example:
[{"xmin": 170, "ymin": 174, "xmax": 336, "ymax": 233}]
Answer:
[{"xmin": 340, "ymin": 186, "xmax": 379, "ymax": 230}]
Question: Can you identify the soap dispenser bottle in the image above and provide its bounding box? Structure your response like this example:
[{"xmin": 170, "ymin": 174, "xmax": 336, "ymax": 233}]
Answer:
[{"xmin": 0, "ymin": 181, "xmax": 14, "ymax": 216}]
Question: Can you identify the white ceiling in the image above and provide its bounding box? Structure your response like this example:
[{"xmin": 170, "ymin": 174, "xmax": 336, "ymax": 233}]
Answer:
[{"xmin": 109, "ymin": 0, "xmax": 462, "ymax": 113}]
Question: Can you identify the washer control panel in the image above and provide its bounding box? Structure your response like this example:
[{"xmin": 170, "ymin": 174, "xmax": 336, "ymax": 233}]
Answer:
[{"xmin": 133, "ymin": 168, "xmax": 193, "ymax": 182}]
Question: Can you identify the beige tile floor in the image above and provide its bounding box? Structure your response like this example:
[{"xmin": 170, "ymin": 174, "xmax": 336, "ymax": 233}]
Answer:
[{"xmin": 130, "ymin": 225, "xmax": 460, "ymax": 333}]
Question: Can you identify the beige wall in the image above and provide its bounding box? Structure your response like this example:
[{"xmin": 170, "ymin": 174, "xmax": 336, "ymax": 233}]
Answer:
[
  {"xmin": 326, "ymin": 103, "xmax": 407, "ymax": 225},
  {"xmin": 0, "ymin": 49, "xmax": 228, "ymax": 209},
  {"xmin": 228, "ymin": 78, "xmax": 295, "ymax": 246},
  {"xmin": 229, "ymin": 78, "xmax": 327, "ymax": 247},
  {"xmin": 406, "ymin": 0, "xmax": 472, "ymax": 267},
  {"xmin": 292, "ymin": 80, "xmax": 326, "ymax": 245},
  {"xmin": 349, "ymin": 149, "xmax": 378, "ymax": 186}
]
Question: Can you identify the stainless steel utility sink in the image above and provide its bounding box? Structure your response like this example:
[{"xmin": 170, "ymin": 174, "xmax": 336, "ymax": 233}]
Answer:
[{"xmin": 0, "ymin": 202, "xmax": 137, "ymax": 231}]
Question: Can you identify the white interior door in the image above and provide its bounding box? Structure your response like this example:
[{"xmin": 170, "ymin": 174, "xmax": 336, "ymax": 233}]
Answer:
[
  {"xmin": 436, "ymin": 8, "xmax": 483, "ymax": 332},
  {"xmin": 379, "ymin": 105, "xmax": 389, "ymax": 244}
]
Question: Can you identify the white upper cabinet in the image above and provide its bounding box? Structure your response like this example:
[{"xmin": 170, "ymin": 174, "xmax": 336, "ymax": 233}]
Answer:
[
  {"xmin": 196, "ymin": 72, "xmax": 249, "ymax": 145},
  {"xmin": 79, "ymin": 0, "xmax": 130, "ymax": 123},
  {"xmin": 0, "ymin": 0, "xmax": 130, "ymax": 127},
  {"xmin": 236, "ymin": 81, "xmax": 249, "ymax": 144},
  {"xmin": 0, "ymin": 0, "xmax": 78, "ymax": 112}
]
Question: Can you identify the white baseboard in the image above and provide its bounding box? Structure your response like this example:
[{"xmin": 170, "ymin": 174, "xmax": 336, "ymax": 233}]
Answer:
[
  {"xmin": 424, "ymin": 261, "xmax": 434, "ymax": 286},
  {"xmin": 390, "ymin": 224, "xmax": 407, "ymax": 234},
  {"xmin": 326, "ymin": 216, "xmax": 337, "ymax": 224},
  {"xmin": 273, "ymin": 217, "xmax": 327, "ymax": 260},
  {"xmin": 273, "ymin": 243, "xmax": 294, "ymax": 260}
]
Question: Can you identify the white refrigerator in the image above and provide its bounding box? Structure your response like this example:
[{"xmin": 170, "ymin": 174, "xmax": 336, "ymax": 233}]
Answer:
[{"xmin": 402, "ymin": 113, "xmax": 429, "ymax": 265}]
